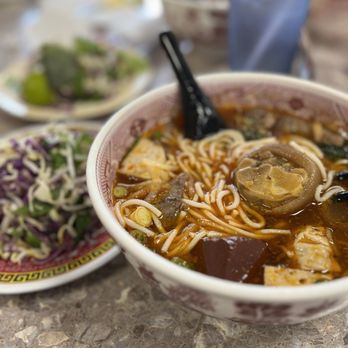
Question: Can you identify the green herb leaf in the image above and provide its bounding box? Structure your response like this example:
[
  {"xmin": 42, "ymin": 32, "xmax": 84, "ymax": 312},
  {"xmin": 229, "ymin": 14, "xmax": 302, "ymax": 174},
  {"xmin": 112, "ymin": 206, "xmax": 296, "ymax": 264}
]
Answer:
[
  {"xmin": 15, "ymin": 206, "xmax": 30, "ymax": 217},
  {"xmin": 113, "ymin": 186, "xmax": 128, "ymax": 198},
  {"xmin": 74, "ymin": 37, "xmax": 106, "ymax": 56},
  {"xmin": 51, "ymin": 188, "xmax": 60, "ymax": 200},
  {"xmin": 51, "ymin": 152, "xmax": 66, "ymax": 170},
  {"xmin": 74, "ymin": 133, "xmax": 94, "ymax": 155},
  {"xmin": 152, "ymin": 131, "xmax": 163, "ymax": 140},
  {"xmin": 8, "ymin": 227, "xmax": 23, "ymax": 238},
  {"xmin": 112, "ymin": 50, "xmax": 148, "ymax": 80},
  {"xmin": 241, "ymin": 129, "xmax": 264, "ymax": 141},
  {"xmin": 41, "ymin": 44, "xmax": 86, "ymax": 98},
  {"xmin": 171, "ymin": 257, "xmax": 195, "ymax": 270},
  {"xmin": 319, "ymin": 142, "xmax": 348, "ymax": 160},
  {"xmin": 25, "ymin": 230, "xmax": 41, "ymax": 248},
  {"xmin": 74, "ymin": 212, "xmax": 92, "ymax": 235},
  {"xmin": 30, "ymin": 201, "xmax": 52, "ymax": 218},
  {"xmin": 130, "ymin": 230, "xmax": 148, "ymax": 245}
]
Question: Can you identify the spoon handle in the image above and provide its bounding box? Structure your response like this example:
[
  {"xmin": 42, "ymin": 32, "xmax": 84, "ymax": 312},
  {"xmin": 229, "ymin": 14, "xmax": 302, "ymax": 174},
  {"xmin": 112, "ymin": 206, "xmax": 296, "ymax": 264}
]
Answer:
[
  {"xmin": 159, "ymin": 31, "xmax": 200, "ymax": 94},
  {"xmin": 159, "ymin": 31, "xmax": 225, "ymax": 140}
]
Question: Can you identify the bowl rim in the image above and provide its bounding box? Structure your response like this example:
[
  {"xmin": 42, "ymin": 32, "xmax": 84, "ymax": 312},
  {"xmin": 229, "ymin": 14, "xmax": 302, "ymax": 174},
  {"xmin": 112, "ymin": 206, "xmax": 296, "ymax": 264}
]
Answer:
[
  {"xmin": 162, "ymin": 0, "xmax": 228, "ymax": 11},
  {"xmin": 87, "ymin": 72, "xmax": 348, "ymax": 303}
]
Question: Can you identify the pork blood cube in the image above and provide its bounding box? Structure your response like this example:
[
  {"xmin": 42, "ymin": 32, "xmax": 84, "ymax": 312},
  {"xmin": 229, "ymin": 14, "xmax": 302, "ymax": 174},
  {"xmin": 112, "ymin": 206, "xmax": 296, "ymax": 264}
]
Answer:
[{"xmin": 194, "ymin": 237, "xmax": 269, "ymax": 283}]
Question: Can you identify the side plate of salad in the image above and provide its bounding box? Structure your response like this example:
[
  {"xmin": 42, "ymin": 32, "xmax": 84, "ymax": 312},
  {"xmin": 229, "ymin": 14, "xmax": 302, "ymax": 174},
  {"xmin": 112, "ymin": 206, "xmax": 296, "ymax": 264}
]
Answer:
[
  {"xmin": 0, "ymin": 38, "xmax": 152, "ymax": 122},
  {"xmin": 0, "ymin": 122, "xmax": 119, "ymax": 294}
]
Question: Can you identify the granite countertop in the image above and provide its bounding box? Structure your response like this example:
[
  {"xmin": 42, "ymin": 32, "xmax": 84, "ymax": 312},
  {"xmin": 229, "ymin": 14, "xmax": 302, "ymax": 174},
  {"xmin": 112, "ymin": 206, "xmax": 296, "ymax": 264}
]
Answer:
[{"xmin": 1, "ymin": 2, "xmax": 348, "ymax": 347}]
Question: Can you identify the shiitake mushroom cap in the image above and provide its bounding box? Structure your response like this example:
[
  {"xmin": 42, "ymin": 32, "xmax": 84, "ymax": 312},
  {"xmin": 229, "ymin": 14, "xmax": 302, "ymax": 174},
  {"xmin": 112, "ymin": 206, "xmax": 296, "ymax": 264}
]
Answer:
[{"xmin": 234, "ymin": 144, "xmax": 322, "ymax": 216}]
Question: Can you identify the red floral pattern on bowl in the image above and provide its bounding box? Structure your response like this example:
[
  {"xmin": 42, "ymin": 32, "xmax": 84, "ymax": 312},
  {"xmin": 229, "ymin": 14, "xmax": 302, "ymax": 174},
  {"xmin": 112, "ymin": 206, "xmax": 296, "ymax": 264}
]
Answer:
[{"xmin": 87, "ymin": 73, "xmax": 348, "ymax": 324}]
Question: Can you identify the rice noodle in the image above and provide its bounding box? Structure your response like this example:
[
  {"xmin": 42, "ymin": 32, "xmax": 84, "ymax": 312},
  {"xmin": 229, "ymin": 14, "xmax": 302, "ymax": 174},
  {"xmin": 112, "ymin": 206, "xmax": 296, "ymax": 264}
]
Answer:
[
  {"xmin": 203, "ymin": 210, "xmax": 270, "ymax": 239},
  {"xmin": 335, "ymin": 159, "xmax": 348, "ymax": 165},
  {"xmin": 204, "ymin": 192, "xmax": 211, "ymax": 204},
  {"xmin": 315, "ymin": 185, "xmax": 345, "ymax": 202},
  {"xmin": 186, "ymin": 231, "xmax": 207, "ymax": 251},
  {"xmin": 238, "ymin": 203, "xmax": 265, "ymax": 229},
  {"xmin": 216, "ymin": 190, "xmax": 230, "ymax": 215},
  {"xmin": 258, "ymin": 229, "xmax": 291, "ymax": 235},
  {"xmin": 114, "ymin": 201, "xmax": 125, "ymax": 226},
  {"xmin": 182, "ymin": 199, "xmax": 213, "ymax": 211},
  {"xmin": 121, "ymin": 199, "xmax": 162, "ymax": 217},
  {"xmin": 314, "ymin": 171, "xmax": 345, "ymax": 202},
  {"xmin": 219, "ymin": 164, "xmax": 230, "ymax": 175},
  {"xmin": 124, "ymin": 217, "xmax": 155, "ymax": 237},
  {"xmin": 225, "ymin": 185, "xmax": 240, "ymax": 210},
  {"xmin": 152, "ymin": 213, "xmax": 166, "ymax": 233},
  {"xmin": 290, "ymin": 141, "xmax": 327, "ymax": 180},
  {"xmin": 210, "ymin": 188, "xmax": 217, "ymax": 203},
  {"xmin": 161, "ymin": 229, "xmax": 178, "ymax": 253},
  {"xmin": 288, "ymin": 136, "xmax": 324, "ymax": 159},
  {"xmin": 232, "ymin": 137, "xmax": 277, "ymax": 159}
]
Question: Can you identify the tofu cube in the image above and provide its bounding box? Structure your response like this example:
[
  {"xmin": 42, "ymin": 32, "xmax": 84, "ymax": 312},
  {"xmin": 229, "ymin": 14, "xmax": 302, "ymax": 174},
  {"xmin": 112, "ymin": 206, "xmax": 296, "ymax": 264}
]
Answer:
[
  {"xmin": 264, "ymin": 266, "xmax": 331, "ymax": 286},
  {"xmin": 294, "ymin": 226, "xmax": 340, "ymax": 273}
]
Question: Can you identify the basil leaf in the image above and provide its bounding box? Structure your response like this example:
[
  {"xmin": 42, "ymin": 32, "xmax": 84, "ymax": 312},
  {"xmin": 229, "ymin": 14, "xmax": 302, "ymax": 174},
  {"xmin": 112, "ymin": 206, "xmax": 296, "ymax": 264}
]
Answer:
[{"xmin": 25, "ymin": 231, "xmax": 41, "ymax": 248}]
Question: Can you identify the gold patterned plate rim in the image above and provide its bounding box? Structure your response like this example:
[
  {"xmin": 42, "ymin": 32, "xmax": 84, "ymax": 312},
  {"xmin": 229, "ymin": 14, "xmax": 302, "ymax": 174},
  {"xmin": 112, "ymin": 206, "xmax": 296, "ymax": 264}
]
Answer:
[{"xmin": 0, "ymin": 122, "xmax": 120, "ymax": 294}]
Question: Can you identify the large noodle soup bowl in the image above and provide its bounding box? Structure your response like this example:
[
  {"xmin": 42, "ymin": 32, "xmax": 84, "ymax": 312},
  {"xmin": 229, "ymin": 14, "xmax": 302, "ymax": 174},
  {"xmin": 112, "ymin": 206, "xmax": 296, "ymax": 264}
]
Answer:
[{"xmin": 87, "ymin": 73, "xmax": 348, "ymax": 324}]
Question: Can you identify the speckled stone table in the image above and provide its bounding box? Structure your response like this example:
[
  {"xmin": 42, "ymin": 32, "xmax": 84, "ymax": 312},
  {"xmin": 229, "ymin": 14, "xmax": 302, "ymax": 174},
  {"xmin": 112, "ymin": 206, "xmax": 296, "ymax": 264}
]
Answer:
[{"xmin": 2, "ymin": 1, "xmax": 348, "ymax": 347}]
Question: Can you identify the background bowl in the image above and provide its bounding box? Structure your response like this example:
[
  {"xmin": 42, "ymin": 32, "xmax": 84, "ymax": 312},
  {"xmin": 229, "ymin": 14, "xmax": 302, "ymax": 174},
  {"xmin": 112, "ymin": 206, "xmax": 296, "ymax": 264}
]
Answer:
[
  {"xmin": 87, "ymin": 72, "xmax": 348, "ymax": 324},
  {"xmin": 162, "ymin": 0, "xmax": 228, "ymax": 49}
]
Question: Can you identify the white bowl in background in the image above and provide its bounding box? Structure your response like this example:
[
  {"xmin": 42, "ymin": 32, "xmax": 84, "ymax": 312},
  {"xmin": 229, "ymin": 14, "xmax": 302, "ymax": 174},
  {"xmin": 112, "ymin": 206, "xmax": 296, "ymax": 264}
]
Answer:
[{"xmin": 162, "ymin": 0, "xmax": 228, "ymax": 49}]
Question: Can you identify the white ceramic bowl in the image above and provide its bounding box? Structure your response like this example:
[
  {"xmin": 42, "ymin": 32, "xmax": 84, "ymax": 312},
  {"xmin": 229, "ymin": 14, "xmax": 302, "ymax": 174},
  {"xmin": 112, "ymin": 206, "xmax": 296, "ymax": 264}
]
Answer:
[
  {"xmin": 162, "ymin": 0, "xmax": 228, "ymax": 48},
  {"xmin": 87, "ymin": 73, "xmax": 348, "ymax": 324}
]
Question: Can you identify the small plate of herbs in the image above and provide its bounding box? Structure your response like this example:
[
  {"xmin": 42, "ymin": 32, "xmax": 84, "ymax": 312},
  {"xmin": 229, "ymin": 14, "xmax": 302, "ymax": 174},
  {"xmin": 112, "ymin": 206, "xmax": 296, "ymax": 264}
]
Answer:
[{"xmin": 0, "ymin": 38, "xmax": 152, "ymax": 122}]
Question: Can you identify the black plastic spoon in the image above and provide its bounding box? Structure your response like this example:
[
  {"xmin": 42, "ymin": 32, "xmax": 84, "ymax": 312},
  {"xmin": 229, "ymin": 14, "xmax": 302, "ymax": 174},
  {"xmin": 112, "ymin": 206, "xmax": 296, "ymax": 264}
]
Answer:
[{"xmin": 159, "ymin": 31, "xmax": 226, "ymax": 140}]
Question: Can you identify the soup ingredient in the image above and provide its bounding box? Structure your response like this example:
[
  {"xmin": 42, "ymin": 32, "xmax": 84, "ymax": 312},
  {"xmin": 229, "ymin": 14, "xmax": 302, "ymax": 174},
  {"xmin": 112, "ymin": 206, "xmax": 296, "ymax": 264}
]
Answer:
[
  {"xmin": 130, "ymin": 206, "xmax": 153, "ymax": 227},
  {"xmin": 22, "ymin": 72, "xmax": 56, "ymax": 105},
  {"xmin": 293, "ymin": 226, "xmax": 340, "ymax": 273},
  {"xmin": 151, "ymin": 173, "xmax": 187, "ymax": 230},
  {"xmin": 235, "ymin": 144, "xmax": 322, "ymax": 215},
  {"xmin": 0, "ymin": 125, "xmax": 101, "ymax": 263},
  {"xmin": 264, "ymin": 266, "xmax": 331, "ymax": 286},
  {"xmin": 320, "ymin": 199, "xmax": 348, "ymax": 230},
  {"xmin": 194, "ymin": 237, "xmax": 269, "ymax": 282},
  {"xmin": 119, "ymin": 138, "xmax": 170, "ymax": 181},
  {"xmin": 264, "ymin": 226, "xmax": 340, "ymax": 286},
  {"xmin": 274, "ymin": 115, "xmax": 312, "ymax": 138},
  {"xmin": 130, "ymin": 229, "xmax": 148, "ymax": 245},
  {"xmin": 318, "ymin": 142, "xmax": 348, "ymax": 160},
  {"xmin": 171, "ymin": 256, "xmax": 194, "ymax": 270},
  {"xmin": 232, "ymin": 108, "xmax": 275, "ymax": 140},
  {"xmin": 113, "ymin": 186, "xmax": 128, "ymax": 198}
]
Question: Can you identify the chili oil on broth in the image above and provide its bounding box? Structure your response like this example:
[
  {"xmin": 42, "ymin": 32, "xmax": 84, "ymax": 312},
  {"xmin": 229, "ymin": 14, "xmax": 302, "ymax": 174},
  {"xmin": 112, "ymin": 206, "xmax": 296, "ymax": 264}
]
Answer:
[{"xmin": 111, "ymin": 106, "xmax": 348, "ymax": 285}]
